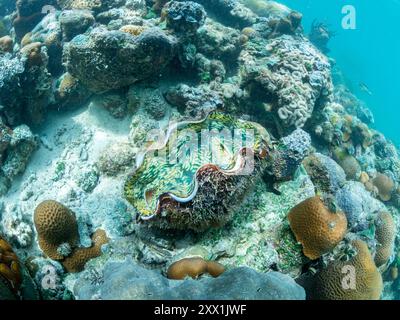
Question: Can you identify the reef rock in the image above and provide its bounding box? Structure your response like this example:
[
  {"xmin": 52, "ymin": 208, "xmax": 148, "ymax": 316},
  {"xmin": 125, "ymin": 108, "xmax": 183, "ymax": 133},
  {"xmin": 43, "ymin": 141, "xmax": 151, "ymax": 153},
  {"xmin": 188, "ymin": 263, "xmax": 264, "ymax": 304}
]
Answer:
[
  {"xmin": 63, "ymin": 27, "xmax": 177, "ymax": 92},
  {"xmin": 73, "ymin": 258, "xmax": 305, "ymax": 300},
  {"xmin": 240, "ymin": 34, "xmax": 333, "ymax": 133}
]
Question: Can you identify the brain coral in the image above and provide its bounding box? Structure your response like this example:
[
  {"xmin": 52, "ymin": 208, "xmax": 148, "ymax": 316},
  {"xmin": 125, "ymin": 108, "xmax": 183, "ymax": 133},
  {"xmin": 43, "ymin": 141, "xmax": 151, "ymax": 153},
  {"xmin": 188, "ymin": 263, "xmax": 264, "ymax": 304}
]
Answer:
[
  {"xmin": 307, "ymin": 240, "xmax": 383, "ymax": 300},
  {"xmin": 34, "ymin": 200, "xmax": 79, "ymax": 260},
  {"xmin": 372, "ymin": 173, "xmax": 395, "ymax": 202},
  {"xmin": 34, "ymin": 200, "xmax": 108, "ymax": 272},
  {"xmin": 374, "ymin": 212, "xmax": 396, "ymax": 268},
  {"xmin": 124, "ymin": 111, "xmax": 271, "ymax": 231},
  {"xmin": 288, "ymin": 196, "xmax": 347, "ymax": 260},
  {"xmin": 167, "ymin": 257, "xmax": 225, "ymax": 280}
]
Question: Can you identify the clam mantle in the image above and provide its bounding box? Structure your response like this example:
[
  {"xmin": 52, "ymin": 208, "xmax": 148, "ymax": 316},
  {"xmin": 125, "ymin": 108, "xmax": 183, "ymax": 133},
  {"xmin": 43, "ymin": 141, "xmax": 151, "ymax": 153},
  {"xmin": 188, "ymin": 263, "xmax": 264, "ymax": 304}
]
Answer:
[{"xmin": 124, "ymin": 112, "xmax": 271, "ymax": 231}]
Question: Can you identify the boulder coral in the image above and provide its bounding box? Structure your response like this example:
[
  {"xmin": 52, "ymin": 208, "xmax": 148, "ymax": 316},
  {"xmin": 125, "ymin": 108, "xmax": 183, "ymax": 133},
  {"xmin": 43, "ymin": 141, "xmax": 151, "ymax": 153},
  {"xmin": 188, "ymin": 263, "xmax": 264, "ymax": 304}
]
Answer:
[
  {"xmin": 374, "ymin": 212, "xmax": 396, "ymax": 268},
  {"xmin": 307, "ymin": 240, "xmax": 383, "ymax": 300},
  {"xmin": 34, "ymin": 200, "xmax": 109, "ymax": 272},
  {"xmin": 240, "ymin": 33, "xmax": 333, "ymax": 132},
  {"xmin": 288, "ymin": 196, "xmax": 347, "ymax": 260},
  {"xmin": 63, "ymin": 27, "xmax": 177, "ymax": 92},
  {"xmin": 164, "ymin": 1, "xmax": 207, "ymax": 35},
  {"xmin": 372, "ymin": 173, "xmax": 395, "ymax": 202},
  {"xmin": 167, "ymin": 257, "xmax": 225, "ymax": 280}
]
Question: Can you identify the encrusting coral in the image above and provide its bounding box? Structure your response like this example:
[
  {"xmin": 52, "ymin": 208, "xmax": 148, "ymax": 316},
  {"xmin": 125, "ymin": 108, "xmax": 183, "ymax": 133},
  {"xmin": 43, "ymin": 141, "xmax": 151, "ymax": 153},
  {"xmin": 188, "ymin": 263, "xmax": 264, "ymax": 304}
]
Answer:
[
  {"xmin": 307, "ymin": 240, "xmax": 383, "ymax": 300},
  {"xmin": 34, "ymin": 200, "xmax": 109, "ymax": 272},
  {"xmin": 288, "ymin": 196, "xmax": 347, "ymax": 260},
  {"xmin": 167, "ymin": 257, "xmax": 225, "ymax": 280},
  {"xmin": 374, "ymin": 212, "xmax": 396, "ymax": 268}
]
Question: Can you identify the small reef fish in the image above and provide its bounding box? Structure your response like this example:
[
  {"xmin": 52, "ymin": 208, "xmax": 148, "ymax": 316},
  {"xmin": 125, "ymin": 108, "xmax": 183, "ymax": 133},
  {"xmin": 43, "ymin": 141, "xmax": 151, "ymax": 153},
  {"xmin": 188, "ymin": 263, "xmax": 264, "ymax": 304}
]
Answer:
[{"xmin": 359, "ymin": 82, "xmax": 373, "ymax": 96}]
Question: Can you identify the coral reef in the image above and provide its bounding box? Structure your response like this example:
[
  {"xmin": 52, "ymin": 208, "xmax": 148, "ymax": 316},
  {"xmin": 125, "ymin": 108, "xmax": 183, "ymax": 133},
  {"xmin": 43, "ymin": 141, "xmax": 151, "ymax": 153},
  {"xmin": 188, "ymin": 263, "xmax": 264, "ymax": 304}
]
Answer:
[
  {"xmin": 288, "ymin": 196, "xmax": 347, "ymax": 260},
  {"xmin": 0, "ymin": 0, "xmax": 398, "ymax": 302},
  {"xmin": 63, "ymin": 27, "xmax": 177, "ymax": 92},
  {"xmin": 239, "ymin": 33, "xmax": 333, "ymax": 133}
]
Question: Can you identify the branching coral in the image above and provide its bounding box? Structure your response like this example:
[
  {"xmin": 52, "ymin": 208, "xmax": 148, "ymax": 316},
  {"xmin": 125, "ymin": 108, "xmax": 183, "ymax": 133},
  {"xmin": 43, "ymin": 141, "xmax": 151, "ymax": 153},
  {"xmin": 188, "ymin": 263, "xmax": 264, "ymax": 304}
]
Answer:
[
  {"xmin": 167, "ymin": 257, "xmax": 225, "ymax": 280},
  {"xmin": 307, "ymin": 240, "xmax": 383, "ymax": 300},
  {"xmin": 34, "ymin": 200, "xmax": 109, "ymax": 272},
  {"xmin": 374, "ymin": 212, "xmax": 396, "ymax": 268},
  {"xmin": 288, "ymin": 196, "xmax": 347, "ymax": 260}
]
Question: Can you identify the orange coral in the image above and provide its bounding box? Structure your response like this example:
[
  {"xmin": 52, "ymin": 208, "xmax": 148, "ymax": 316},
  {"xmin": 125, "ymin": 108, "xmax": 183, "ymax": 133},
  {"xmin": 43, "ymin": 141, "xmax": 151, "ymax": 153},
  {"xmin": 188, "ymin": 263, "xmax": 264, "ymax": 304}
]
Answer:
[
  {"xmin": 307, "ymin": 240, "xmax": 383, "ymax": 300},
  {"xmin": 372, "ymin": 173, "xmax": 394, "ymax": 201},
  {"xmin": 288, "ymin": 196, "xmax": 347, "ymax": 260},
  {"xmin": 374, "ymin": 212, "xmax": 396, "ymax": 268},
  {"xmin": 0, "ymin": 236, "xmax": 22, "ymax": 296},
  {"xmin": 119, "ymin": 25, "xmax": 147, "ymax": 37},
  {"xmin": 62, "ymin": 229, "xmax": 109, "ymax": 273},
  {"xmin": 167, "ymin": 257, "xmax": 225, "ymax": 280}
]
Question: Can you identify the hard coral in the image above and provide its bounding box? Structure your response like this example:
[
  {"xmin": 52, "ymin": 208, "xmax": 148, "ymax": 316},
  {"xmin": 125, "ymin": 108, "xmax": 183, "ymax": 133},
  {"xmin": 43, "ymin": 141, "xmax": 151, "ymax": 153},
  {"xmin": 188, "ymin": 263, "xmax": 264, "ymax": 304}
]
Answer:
[
  {"xmin": 34, "ymin": 201, "xmax": 109, "ymax": 273},
  {"xmin": 374, "ymin": 212, "xmax": 396, "ymax": 268},
  {"xmin": 0, "ymin": 36, "xmax": 13, "ymax": 54},
  {"xmin": 307, "ymin": 240, "xmax": 383, "ymax": 300},
  {"xmin": 62, "ymin": 229, "xmax": 109, "ymax": 273},
  {"xmin": 288, "ymin": 196, "xmax": 347, "ymax": 260},
  {"xmin": 164, "ymin": 1, "xmax": 207, "ymax": 35},
  {"xmin": 167, "ymin": 257, "xmax": 225, "ymax": 280},
  {"xmin": 372, "ymin": 173, "xmax": 394, "ymax": 202},
  {"xmin": 34, "ymin": 200, "xmax": 79, "ymax": 260},
  {"xmin": 0, "ymin": 237, "xmax": 22, "ymax": 296}
]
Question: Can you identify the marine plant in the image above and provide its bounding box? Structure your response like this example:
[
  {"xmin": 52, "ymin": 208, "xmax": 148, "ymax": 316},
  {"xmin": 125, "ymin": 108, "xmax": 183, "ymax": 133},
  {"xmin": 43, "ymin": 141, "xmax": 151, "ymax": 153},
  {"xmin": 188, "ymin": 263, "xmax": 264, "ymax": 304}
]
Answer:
[{"xmin": 124, "ymin": 111, "xmax": 271, "ymax": 231}]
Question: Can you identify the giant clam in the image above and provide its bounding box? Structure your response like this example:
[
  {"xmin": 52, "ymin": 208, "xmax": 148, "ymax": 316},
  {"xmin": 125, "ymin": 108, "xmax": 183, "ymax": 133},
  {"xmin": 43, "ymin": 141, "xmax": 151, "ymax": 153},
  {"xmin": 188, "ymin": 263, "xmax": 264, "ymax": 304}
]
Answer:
[{"xmin": 124, "ymin": 112, "xmax": 271, "ymax": 231}]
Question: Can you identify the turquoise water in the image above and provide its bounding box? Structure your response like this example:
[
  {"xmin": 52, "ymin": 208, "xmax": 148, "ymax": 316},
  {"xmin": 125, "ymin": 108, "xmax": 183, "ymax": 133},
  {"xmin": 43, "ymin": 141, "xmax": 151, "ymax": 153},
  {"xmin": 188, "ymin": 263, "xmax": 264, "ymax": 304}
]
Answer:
[{"xmin": 280, "ymin": 0, "xmax": 400, "ymax": 147}]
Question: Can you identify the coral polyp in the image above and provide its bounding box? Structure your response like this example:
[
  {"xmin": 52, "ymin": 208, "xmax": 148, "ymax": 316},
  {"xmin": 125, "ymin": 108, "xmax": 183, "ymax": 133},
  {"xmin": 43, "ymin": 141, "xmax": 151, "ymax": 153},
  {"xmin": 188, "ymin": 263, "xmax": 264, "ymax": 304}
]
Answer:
[{"xmin": 124, "ymin": 111, "xmax": 271, "ymax": 231}]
